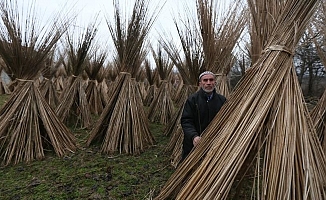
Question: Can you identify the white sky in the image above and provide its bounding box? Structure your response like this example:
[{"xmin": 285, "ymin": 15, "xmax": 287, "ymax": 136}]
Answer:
[
  {"xmin": 13, "ymin": 0, "xmax": 234, "ymax": 63},
  {"xmin": 21, "ymin": 0, "xmax": 199, "ymax": 45}
]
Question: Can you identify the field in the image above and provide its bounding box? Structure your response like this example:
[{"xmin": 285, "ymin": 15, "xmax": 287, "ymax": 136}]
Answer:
[
  {"xmin": 0, "ymin": 94, "xmax": 175, "ymax": 200},
  {"xmin": 0, "ymin": 91, "xmax": 322, "ymax": 200}
]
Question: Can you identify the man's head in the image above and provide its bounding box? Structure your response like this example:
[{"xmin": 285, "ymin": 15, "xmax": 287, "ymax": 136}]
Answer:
[{"xmin": 198, "ymin": 71, "xmax": 216, "ymax": 94}]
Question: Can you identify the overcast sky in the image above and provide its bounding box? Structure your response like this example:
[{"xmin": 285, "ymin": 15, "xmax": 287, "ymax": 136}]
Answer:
[
  {"xmin": 18, "ymin": 0, "xmax": 200, "ymax": 45},
  {"xmin": 10, "ymin": 0, "xmax": 235, "ymax": 63}
]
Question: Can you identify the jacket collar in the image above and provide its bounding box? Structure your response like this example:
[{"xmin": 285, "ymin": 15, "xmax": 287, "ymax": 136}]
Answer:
[{"xmin": 199, "ymin": 88, "xmax": 215, "ymax": 99}]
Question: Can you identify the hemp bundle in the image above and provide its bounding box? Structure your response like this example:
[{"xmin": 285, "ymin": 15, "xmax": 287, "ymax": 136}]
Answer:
[
  {"xmin": 155, "ymin": 0, "xmax": 326, "ymax": 199},
  {"xmin": 0, "ymin": 0, "xmax": 76, "ymax": 165},
  {"xmin": 86, "ymin": 0, "xmax": 157, "ymax": 155}
]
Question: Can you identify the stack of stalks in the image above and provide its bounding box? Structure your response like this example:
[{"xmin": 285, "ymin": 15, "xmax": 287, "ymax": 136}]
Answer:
[
  {"xmin": 86, "ymin": 0, "xmax": 158, "ymax": 155},
  {"xmin": 0, "ymin": 0, "xmax": 76, "ymax": 166},
  {"xmin": 155, "ymin": 0, "xmax": 326, "ymax": 199}
]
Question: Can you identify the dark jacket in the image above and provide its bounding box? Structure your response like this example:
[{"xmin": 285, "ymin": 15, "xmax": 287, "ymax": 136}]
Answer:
[{"xmin": 181, "ymin": 88, "xmax": 226, "ymax": 160}]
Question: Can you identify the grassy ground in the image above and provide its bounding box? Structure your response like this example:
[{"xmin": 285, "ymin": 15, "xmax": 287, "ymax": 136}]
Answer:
[{"xmin": 0, "ymin": 94, "xmax": 175, "ymax": 200}]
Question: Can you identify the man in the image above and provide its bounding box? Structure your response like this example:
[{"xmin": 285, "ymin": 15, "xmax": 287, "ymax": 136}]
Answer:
[{"xmin": 181, "ymin": 71, "xmax": 226, "ymax": 161}]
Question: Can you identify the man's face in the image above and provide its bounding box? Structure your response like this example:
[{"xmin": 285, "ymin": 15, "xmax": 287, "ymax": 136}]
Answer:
[{"xmin": 199, "ymin": 74, "xmax": 216, "ymax": 93}]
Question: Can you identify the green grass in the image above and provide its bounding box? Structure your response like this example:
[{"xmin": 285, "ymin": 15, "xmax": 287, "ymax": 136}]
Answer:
[{"xmin": 0, "ymin": 94, "xmax": 175, "ymax": 200}]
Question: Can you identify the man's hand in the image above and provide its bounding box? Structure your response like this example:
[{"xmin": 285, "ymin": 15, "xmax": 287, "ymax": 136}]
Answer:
[{"xmin": 193, "ymin": 136, "xmax": 201, "ymax": 146}]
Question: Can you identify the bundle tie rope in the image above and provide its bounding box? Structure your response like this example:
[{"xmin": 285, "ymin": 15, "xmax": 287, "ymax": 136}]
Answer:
[{"xmin": 264, "ymin": 45, "xmax": 294, "ymax": 55}]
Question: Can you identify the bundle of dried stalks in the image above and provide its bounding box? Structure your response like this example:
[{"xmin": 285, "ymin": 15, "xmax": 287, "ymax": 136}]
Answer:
[
  {"xmin": 164, "ymin": 101, "xmax": 185, "ymax": 137},
  {"xmin": 105, "ymin": 62, "xmax": 119, "ymax": 82},
  {"xmin": 224, "ymin": 2, "xmax": 298, "ymax": 196},
  {"xmin": 104, "ymin": 63, "xmax": 119, "ymax": 99},
  {"xmin": 160, "ymin": 14, "xmax": 204, "ymax": 87},
  {"xmin": 81, "ymin": 69, "xmax": 89, "ymax": 81},
  {"xmin": 87, "ymin": 72, "xmax": 155, "ymax": 154},
  {"xmin": 248, "ymin": 0, "xmax": 287, "ymax": 65},
  {"xmin": 137, "ymin": 81, "xmax": 147, "ymax": 102},
  {"xmin": 197, "ymin": 0, "xmax": 247, "ymax": 96},
  {"xmin": 0, "ymin": 0, "xmax": 76, "ymax": 165},
  {"xmin": 159, "ymin": 34, "xmax": 203, "ymax": 128},
  {"xmin": 55, "ymin": 21, "xmax": 98, "ymax": 129},
  {"xmin": 137, "ymin": 60, "xmax": 149, "ymax": 101},
  {"xmin": 39, "ymin": 77, "xmax": 59, "ymax": 109},
  {"xmin": 85, "ymin": 81, "xmax": 103, "ymax": 115},
  {"xmin": 135, "ymin": 64, "xmax": 147, "ymax": 82},
  {"xmin": 0, "ymin": 82, "xmax": 76, "ymax": 166},
  {"xmin": 215, "ymin": 74, "xmax": 230, "ymax": 97},
  {"xmin": 164, "ymin": 103, "xmax": 185, "ymax": 167},
  {"xmin": 143, "ymin": 59, "xmax": 158, "ymax": 106},
  {"xmin": 56, "ymin": 75, "xmax": 91, "ymax": 129},
  {"xmin": 53, "ymin": 63, "xmax": 67, "ymax": 93},
  {"xmin": 147, "ymin": 44, "xmax": 175, "ymax": 125},
  {"xmin": 153, "ymin": 44, "xmax": 174, "ymax": 82},
  {"xmin": 310, "ymin": 2, "xmax": 326, "ymax": 152},
  {"xmin": 85, "ymin": 49, "xmax": 107, "ymax": 115},
  {"xmin": 147, "ymin": 80, "xmax": 175, "ymax": 125},
  {"xmin": 39, "ymin": 49, "xmax": 56, "ymax": 79},
  {"xmin": 174, "ymin": 84, "xmax": 197, "ymax": 108},
  {"xmin": 143, "ymin": 84, "xmax": 157, "ymax": 106},
  {"xmin": 171, "ymin": 72, "xmax": 183, "ymax": 101},
  {"xmin": 155, "ymin": 0, "xmax": 326, "ymax": 199},
  {"xmin": 39, "ymin": 51, "xmax": 62, "ymax": 109},
  {"xmin": 134, "ymin": 65, "xmax": 148, "ymax": 101},
  {"xmin": 310, "ymin": 47, "xmax": 326, "ymax": 149},
  {"xmin": 106, "ymin": 0, "xmax": 157, "ymax": 76},
  {"xmin": 166, "ymin": 125, "xmax": 184, "ymax": 168},
  {"xmin": 87, "ymin": 0, "xmax": 158, "ymax": 155},
  {"xmin": 311, "ymin": 88, "xmax": 326, "ymax": 150},
  {"xmin": 96, "ymin": 67, "xmax": 109, "ymax": 106}
]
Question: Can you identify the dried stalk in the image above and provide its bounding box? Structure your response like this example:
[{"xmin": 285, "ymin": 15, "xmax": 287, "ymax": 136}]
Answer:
[
  {"xmin": 147, "ymin": 80, "xmax": 175, "ymax": 125},
  {"xmin": 164, "ymin": 105, "xmax": 184, "ymax": 168},
  {"xmin": 39, "ymin": 78, "xmax": 60, "ymax": 109},
  {"xmin": 85, "ymin": 50, "xmax": 107, "ymax": 115},
  {"xmin": 56, "ymin": 76, "xmax": 91, "ymax": 129},
  {"xmin": 55, "ymin": 20, "xmax": 98, "ymax": 128},
  {"xmin": 147, "ymin": 44, "xmax": 175, "ymax": 124},
  {"xmin": 155, "ymin": 0, "xmax": 326, "ymax": 199},
  {"xmin": 310, "ymin": 4, "xmax": 326, "ymax": 151},
  {"xmin": 87, "ymin": 72, "xmax": 155, "ymax": 155},
  {"xmin": 143, "ymin": 84, "xmax": 157, "ymax": 107},
  {"xmin": 0, "ymin": 82, "xmax": 76, "ymax": 166},
  {"xmin": 198, "ymin": 0, "xmax": 247, "ymax": 96},
  {"xmin": 0, "ymin": 0, "xmax": 75, "ymax": 165}
]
